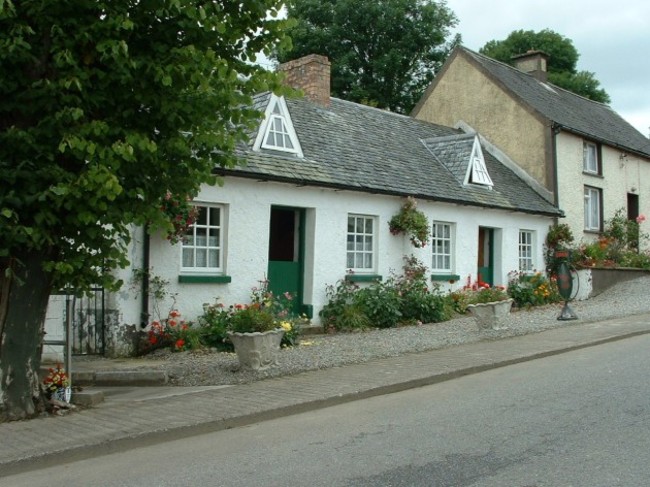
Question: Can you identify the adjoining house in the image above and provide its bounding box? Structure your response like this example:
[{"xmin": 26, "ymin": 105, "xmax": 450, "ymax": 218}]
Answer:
[
  {"xmin": 43, "ymin": 54, "xmax": 562, "ymax": 358},
  {"xmin": 412, "ymin": 46, "xmax": 650, "ymax": 244}
]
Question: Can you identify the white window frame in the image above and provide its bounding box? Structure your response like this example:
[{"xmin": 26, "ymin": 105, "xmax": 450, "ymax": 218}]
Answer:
[
  {"xmin": 346, "ymin": 214, "xmax": 376, "ymax": 272},
  {"xmin": 181, "ymin": 204, "xmax": 224, "ymax": 273},
  {"xmin": 584, "ymin": 186, "xmax": 602, "ymax": 231},
  {"xmin": 253, "ymin": 95, "xmax": 303, "ymax": 157},
  {"xmin": 518, "ymin": 230, "xmax": 535, "ymax": 272},
  {"xmin": 583, "ymin": 141, "xmax": 599, "ymax": 174},
  {"xmin": 431, "ymin": 222, "xmax": 454, "ymax": 273},
  {"xmin": 464, "ymin": 136, "xmax": 494, "ymax": 187}
]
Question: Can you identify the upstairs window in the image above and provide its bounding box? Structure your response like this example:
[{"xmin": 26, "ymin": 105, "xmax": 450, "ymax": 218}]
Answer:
[
  {"xmin": 465, "ymin": 137, "xmax": 494, "ymax": 187},
  {"xmin": 253, "ymin": 95, "xmax": 303, "ymax": 157},
  {"xmin": 263, "ymin": 104, "xmax": 294, "ymax": 150},
  {"xmin": 347, "ymin": 214, "xmax": 375, "ymax": 271},
  {"xmin": 583, "ymin": 141, "xmax": 600, "ymax": 175}
]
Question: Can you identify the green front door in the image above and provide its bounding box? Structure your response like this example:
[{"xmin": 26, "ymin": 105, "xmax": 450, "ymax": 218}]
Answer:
[
  {"xmin": 477, "ymin": 227, "xmax": 494, "ymax": 286},
  {"xmin": 267, "ymin": 207, "xmax": 304, "ymax": 315}
]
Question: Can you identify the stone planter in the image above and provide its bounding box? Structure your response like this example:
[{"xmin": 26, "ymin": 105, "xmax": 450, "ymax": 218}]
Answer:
[
  {"xmin": 227, "ymin": 328, "xmax": 285, "ymax": 370},
  {"xmin": 467, "ymin": 298, "xmax": 513, "ymax": 330}
]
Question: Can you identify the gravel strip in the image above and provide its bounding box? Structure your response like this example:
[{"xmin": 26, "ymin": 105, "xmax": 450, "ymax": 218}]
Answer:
[{"xmin": 142, "ymin": 275, "xmax": 650, "ymax": 386}]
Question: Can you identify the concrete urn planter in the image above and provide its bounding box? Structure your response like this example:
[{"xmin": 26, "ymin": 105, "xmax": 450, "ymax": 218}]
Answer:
[
  {"xmin": 227, "ymin": 329, "xmax": 285, "ymax": 370},
  {"xmin": 467, "ymin": 299, "xmax": 513, "ymax": 331}
]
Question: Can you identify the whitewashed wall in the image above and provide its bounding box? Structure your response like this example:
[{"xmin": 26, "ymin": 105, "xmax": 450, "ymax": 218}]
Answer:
[
  {"xmin": 556, "ymin": 132, "xmax": 650, "ymax": 246},
  {"xmin": 111, "ymin": 176, "xmax": 554, "ymax": 331}
]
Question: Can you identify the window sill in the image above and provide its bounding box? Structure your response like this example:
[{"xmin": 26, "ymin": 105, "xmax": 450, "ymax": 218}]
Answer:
[
  {"xmin": 430, "ymin": 274, "xmax": 460, "ymax": 283},
  {"xmin": 582, "ymin": 171, "xmax": 603, "ymax": 178},
  {"xmin": 178, "ymin": 275, "xmax": 232, "ymax": 284},
  {"xmin": 345, "ymin": 274, "xmax": 382, "ymax": 283}
]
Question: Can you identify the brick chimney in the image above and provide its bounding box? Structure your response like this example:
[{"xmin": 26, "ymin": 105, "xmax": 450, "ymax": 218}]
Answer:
[
  {"xmin": 512, "ymin": 50, "xmax": 549, "ymax": 82},
  {"xmin": 278, "ymin": 54, "xmax": 331, "ymax": 107}
]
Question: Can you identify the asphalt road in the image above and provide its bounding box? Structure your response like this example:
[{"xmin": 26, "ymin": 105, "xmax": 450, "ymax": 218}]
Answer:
[{"xmin": 4, "ymin": 334, "xmax": 650, "ymax": 487}]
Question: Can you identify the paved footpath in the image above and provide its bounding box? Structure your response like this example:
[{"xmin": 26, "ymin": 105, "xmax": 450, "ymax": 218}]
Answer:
[{"xmin": 2, "ymin": 313, "xmax": 650, "ymax": 477}]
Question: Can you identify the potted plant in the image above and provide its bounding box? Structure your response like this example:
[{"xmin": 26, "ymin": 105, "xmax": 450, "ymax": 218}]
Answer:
[
  {"xmin": 227, "ymin": 304, "xmax": 285, "ymax": 370},
  {"xmin": 464, "ymin": 278, "xmax": 513, "ymax": 330},
  {"xmin": 388, "ymin": 197, "xmax": 431, "ymax": 248},
  {"xmin": 43, "ymin": 364, "xmax": 71, "ymax": 403}
]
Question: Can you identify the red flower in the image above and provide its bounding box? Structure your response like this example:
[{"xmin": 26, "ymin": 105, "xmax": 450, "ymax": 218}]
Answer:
[
  {"xmin": 169, "ymin": 319, "xmax": 177, "ymax": 327},
  {"xmin": 175, "ymin": 339, "xmax": 185, "ymax": 350}
]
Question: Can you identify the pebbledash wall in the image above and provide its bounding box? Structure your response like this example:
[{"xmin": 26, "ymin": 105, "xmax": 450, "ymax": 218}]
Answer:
[
  {"xmin": 555, "ymin": 131, "xmax": 650, "ymax": 245},
  {"xmin": 102, "ymin": 175, "xmax": 553, "ymax": 355}
]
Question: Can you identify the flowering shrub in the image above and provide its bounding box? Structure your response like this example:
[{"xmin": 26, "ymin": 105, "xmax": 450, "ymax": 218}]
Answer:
[
  {"xmin": 388, "ymin": 197, "xmax": 431, "ymax": 248},
  {"xmin": 43, "ymin": 364, "xmax": 70, "ymax": 395},
  {"xmin": 507, "ymin": 271, "xmax": 561, "ymax": 308},
  {"xmin": 320, "ymin": 258, "xmax": 452, "ymax": 331},
  {"xmin": 198, "ymin": 279, "xmax": 302, "ymax": 347},
  {"xmin": 147, "ymin": 310, "xmax": 200, "ymax": 352},
  {"xmin": 161, "ymin": 190, "xmax": 199, "ymax": 244},
  {"xmin": 462, "ymin": 275, "xmax": 509, "ymax": 304},
  {"xmin": 549, "ymin": 209, "xmax": 650, "ymax": 270}
]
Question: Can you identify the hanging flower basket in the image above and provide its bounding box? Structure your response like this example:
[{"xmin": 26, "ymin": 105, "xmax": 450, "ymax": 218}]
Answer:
[{"xmin": 388, "ymin": 197, "xmax": 430, "ymax": 248}]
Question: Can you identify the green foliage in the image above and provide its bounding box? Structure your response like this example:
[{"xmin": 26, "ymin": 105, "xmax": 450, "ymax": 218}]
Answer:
[
  {"xmin": 355, "ymin": 280, "xmax": 402, "ymax": 329},
  {"xmin": 278, "ymin": 0, "xmax": 459, "ymax": 113},
  {"xmin": 388, "ymin": 197, "xmax": 431, "ymax": 248},
  {"xmin": 568, "ymin": 209, "xmax": 650, "ymax": 269},
  {"xmin": 479, "ymin": 29, "xmax": 610, "ymax": 103},
  {"xmin": 196, "ymin": 302, "xmax": 235, "ymax": 351},
  {"xmin": 229, "ymin": 305, "xmax": 277, "ymax": 333},
  {"xmin": 0, "ymin": 0, "xmax": 292, "ymax": 293},
  {"xmin": 320, "ymin": 257, "xmax": 451, "ymax": 331},
  {"xmin": 507, "ymin": 271, "xmax": 561, "ymax": 309}
]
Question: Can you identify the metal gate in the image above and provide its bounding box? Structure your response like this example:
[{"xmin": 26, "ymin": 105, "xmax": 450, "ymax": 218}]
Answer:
[{"xmin": 70, "ymin": 287, "xmax": 105, "ymax": 355}]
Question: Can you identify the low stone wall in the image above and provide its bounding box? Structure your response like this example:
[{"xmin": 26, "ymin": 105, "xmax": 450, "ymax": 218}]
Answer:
[{"xmin": 573, "ymin": 267, "xmax": 650, "ymax": 300}]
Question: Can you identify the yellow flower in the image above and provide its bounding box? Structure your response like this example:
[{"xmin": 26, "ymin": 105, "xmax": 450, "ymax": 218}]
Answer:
[
  {"xmin": 279, "ymin": 321, "xmax": 292, "ymax": 331},
  {"xmin": 301, "ymin": 340, "xmax": 314, "ymax": 346}
]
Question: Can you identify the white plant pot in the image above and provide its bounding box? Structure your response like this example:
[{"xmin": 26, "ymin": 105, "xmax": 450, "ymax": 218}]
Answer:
[
  {"xmin": 467, "ymin": 299, "xmax": 513, "ymax": 330},
  {"xmin": 227, "ymin": 328, "xmax": 285, "ymax": 370}
]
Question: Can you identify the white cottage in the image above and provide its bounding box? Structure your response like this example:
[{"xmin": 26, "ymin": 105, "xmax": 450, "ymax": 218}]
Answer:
[{"xmin": 44, "ymin": 55, "xmax": 563, "ymax": 358}]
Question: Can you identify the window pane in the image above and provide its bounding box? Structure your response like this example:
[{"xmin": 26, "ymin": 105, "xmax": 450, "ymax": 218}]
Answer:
[
  {"xmin": 347, "ymin": 235, "xmax": 354, "ymax": 251},
  {"xmin": 181, "ymin": 205, "xmax": 223, "ymax": 270},
  {"xmin": 347, "ymin": 217, "xmax": 355, "ymax": 233},
  {"xmin": 364, "ymin": 253, "xmax": 372, "ymax": 268},
  {"xmin": 364, "ymin": 236, "xmax": 372, "ymax": 251},
  {"xmin": 182, "ymin": 249, "xmax": 194, "ymax": 267},
  {"xmin": 365, "ymin": 219, "xmax": 373, "ymax": 233},
  {"xmin": 347, "ymin": 254, "xmax": 354, "ymax": 268},
  {"xmin": 209, "ymin": 208, "xmax": 220, "ymax": 226}
]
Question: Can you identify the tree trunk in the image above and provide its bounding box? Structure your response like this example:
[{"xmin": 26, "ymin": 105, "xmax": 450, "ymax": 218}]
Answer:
[{"xmin": 0, "ymin": 249, "xmax": 54, "ymax": 422}]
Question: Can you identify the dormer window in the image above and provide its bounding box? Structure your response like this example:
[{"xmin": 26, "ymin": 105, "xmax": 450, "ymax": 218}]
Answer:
[
  {"xmin": 583, "ymin": 141, "xmax": 601, "ymax": 175},
  {"xmin": 253, "ymin": 95, "xmax": 303, "ymax": 157},
  {"xmin": 465, "ymin": 137, "xmax": 493, "ymax": 187}
]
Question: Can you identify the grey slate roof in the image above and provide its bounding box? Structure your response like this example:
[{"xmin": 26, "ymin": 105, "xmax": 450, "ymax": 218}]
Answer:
[
  {"xmin": 459, "ymin": 47, "xmax": 650, "ymax": 158},
  {"xmin": 226, "ymin": 93, "xmax": 561, "ymax": 217}
]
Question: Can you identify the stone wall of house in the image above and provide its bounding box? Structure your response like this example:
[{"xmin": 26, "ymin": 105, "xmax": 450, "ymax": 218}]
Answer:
[
  {"xmin": 556, "ymin": 131, "xmax": 650, "ymax": 245},
  {"xmin": 108, "ymin": 176, "xmax": 553, "ymax": 350},
  {"xmin": 413, "ymin": 53, "xmax": 549, "ymax": 190}
]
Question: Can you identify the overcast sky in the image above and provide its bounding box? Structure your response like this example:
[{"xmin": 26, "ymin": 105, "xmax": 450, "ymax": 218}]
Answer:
[{"xmin": 445, "ymin": 0, "xmax": 650, "ymax": 136}]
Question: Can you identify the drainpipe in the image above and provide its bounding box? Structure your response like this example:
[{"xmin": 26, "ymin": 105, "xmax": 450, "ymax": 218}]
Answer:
[
  {"xmin": 140, "ymin": 225, "xmax": 150, "ymax": 329},
  {"xmin": 551, "ymin": 122, "xmax": 562, "ymax": 223}
]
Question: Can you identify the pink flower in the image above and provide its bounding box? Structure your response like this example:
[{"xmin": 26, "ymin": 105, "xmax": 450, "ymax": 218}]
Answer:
[{"xmin": 636, "ymin": 214, "xmax": 646, "ymax": 224}]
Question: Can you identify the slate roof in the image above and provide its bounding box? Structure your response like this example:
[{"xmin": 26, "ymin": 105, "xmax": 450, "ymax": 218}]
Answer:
[
  {"xmin": 457, "ymin": 47, "xmax": 650, "ymax": 158},
  {"xmin": 225, "ymin": 93, "xmax": 561, "ymax": 217}
]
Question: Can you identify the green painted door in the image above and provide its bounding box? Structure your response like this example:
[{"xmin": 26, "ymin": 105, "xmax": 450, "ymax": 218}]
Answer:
[
  {"xmin": 477, "ymin": 227, "xmax": 494, "ymax": 286},
  {"xmin": 267, "ymin": 207, "xmax": 304, "ymax": 316}
]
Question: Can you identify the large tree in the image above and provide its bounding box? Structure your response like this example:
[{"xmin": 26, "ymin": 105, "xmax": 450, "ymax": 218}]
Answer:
[
  {"xmin": 480, "ymin": 29, "xmax": 610, "ymax": 103},
  {"xmin": 277, "ymin": 0, "xmax": 459, "ymax": 113},
  {"xmin": 0, "ymin": 0, "xmax": 291, "ymax": 422}
]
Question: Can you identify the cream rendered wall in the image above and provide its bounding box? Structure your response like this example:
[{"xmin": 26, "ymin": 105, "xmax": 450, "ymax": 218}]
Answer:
[
  {"xmin": 415, "ymin": 54, "xmax": 549, "ymax": 188},
  {"xmin": 555, "ymin": 132, "xmax": 650, "ymax": 246},
  {"xmin": 112, "ymin": 177, "xmax": 554, "ymax": 330}
]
